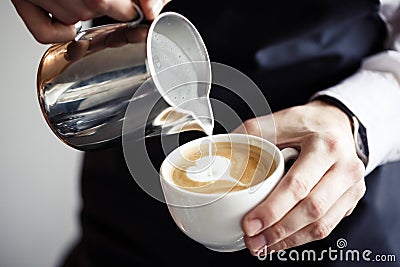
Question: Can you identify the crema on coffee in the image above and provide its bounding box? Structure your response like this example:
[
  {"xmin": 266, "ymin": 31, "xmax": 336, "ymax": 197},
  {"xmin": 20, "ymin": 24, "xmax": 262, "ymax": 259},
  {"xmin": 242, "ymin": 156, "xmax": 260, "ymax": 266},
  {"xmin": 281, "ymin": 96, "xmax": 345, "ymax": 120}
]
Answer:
[{"xmin": 171, "ymin": 141, "xmax": 276, "ymax": 193}]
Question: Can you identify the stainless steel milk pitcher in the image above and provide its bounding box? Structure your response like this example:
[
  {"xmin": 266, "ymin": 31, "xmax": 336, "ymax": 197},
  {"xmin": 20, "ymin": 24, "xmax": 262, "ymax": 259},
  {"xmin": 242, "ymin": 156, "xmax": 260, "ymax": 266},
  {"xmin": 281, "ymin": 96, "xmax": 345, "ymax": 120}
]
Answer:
[{"xmin": 37, "ymin": 5, "xmax": 213, "ymax": 151}]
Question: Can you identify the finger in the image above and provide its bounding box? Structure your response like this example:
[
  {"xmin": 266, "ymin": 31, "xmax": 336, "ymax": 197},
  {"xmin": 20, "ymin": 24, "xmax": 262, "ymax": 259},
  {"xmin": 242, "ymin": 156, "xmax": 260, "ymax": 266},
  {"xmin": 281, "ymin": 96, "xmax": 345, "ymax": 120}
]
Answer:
[
  {"xmin": 83, "ymin": 0, "xmax": 137, "ymax": 21},
  {"xmin": 232, "ymin": 118, "xmax": 262, "ymax": 136},
  {"xmin": 249, "ymin": 159, "xmax": 364, "ymax": 248},
  {"xmin": 345, "ymin": 205, "xmax": 357, "ymax": 217},
  {"xmin": 266, "ymin": 180, "xmax": 366, "ymax": 252},
  {"xmin": 29, "ymin": 0, "xmax": 83, "ymax": 25},
  {"xmin": 232, "ymin": 116, "xmax": 276, "ymax": 142},
  {"xmin": 12, "ymin": 0, "xmax": 76, "ymax": 43},
  {"xmin": 53, "ymin": 0, "xmax": 99, "ymax": 23},
  {"xmin": 242, "ymin": 135, "xmax": 336, "ymax": 237},
  {"xmin": 140, "ymin": 0, "xmax": 171, "ymax": 20}
]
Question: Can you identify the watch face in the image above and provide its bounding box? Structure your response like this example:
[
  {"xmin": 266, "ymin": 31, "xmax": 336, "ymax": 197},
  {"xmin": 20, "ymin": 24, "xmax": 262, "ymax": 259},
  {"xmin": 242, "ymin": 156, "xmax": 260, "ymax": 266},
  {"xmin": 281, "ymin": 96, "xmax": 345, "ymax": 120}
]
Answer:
[
  {"xmin": 355, "ymin": 124, "xmax": 368, "ymax": 166},
  {"xmin": 357, "ymin": 133, "xmax": 363, "ymax": 152}
]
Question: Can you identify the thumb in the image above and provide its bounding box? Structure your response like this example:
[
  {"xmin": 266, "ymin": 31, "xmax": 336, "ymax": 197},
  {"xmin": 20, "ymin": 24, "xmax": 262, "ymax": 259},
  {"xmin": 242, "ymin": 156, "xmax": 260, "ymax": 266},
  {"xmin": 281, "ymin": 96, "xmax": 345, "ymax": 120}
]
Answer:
[
  {"xmin": 104, "ymin": 0, "xmax": 138, "ymax": 22},
  {"xmin": 232, "ymin": 116, "xmax": 277, "ymax": 144},
  {"xmin": 139, "ymin": 0, "xmax": 171, "ymax": 20},
  {"xmin": 12, "ymin": 0, "xmax": 76, "ymax": 43}
]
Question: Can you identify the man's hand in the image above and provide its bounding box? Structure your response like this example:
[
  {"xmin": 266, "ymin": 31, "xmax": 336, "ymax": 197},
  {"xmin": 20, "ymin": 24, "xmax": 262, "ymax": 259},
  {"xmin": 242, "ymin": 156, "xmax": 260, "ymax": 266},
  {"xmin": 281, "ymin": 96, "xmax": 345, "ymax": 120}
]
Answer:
[
  {"xmin": 11, "ymin": 0, "xmax": 171, "ymax": 44},
  {"xmin": 234, "ymin": 100, "xmax": 366, "ymax": 255}
]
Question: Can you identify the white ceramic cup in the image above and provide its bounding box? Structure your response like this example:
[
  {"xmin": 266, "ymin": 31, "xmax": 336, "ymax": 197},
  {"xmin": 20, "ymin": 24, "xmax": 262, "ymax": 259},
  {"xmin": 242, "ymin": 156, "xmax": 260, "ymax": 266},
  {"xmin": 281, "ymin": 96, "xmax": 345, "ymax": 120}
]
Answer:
[{"xmin": 160, "ymin": 133, "xmax": 298, "ymax": 252}]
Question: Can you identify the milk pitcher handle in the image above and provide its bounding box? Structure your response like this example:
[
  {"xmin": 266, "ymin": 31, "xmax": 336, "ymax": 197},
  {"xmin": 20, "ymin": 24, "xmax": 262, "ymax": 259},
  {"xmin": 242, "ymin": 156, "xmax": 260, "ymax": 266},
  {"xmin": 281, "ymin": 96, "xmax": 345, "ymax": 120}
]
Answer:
[
  {"xmin": 74, "ymin": 2, "xmax": 144, "ymax": 41},
  {"xmin": 127, "ymin": 3, "xmax": 144, "ymax": 28}
]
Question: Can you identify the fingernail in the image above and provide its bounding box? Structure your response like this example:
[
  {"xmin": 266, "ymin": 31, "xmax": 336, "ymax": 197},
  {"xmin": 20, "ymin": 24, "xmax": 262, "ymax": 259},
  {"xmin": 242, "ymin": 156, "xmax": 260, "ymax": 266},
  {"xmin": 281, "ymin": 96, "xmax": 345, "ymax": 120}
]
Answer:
[
  {"xmin": 245, "ymin": 219, "xmax": 263, "ymax": 236},
  {"xmin": 249, "ymin": 234, "xmax": 266, "ymax": 253}
]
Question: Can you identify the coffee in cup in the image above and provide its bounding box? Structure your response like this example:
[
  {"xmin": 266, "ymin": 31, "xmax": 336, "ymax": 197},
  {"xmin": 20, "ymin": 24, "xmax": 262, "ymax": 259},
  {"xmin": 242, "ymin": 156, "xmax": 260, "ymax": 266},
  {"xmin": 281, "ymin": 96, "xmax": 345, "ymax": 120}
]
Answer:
[{"xmin": 170, "ymin": 141, "xmax": 277, "ymax": 194}]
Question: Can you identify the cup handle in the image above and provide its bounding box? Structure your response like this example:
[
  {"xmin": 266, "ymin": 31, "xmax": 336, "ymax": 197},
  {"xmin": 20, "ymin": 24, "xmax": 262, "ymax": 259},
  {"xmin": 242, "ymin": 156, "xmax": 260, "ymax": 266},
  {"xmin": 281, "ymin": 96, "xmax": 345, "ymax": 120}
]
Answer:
[{"xmin": 281, "ymin": 147, "xmax": 299, "ymax": 166}]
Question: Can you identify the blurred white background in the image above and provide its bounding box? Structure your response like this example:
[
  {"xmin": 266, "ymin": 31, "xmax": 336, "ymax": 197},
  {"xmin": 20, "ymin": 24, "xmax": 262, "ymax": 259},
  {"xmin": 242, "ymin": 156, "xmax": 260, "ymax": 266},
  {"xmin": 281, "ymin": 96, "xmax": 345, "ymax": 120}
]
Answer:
[{"xmin": 0, "ymin": 2, "xmax": 82, "ymax": 267}]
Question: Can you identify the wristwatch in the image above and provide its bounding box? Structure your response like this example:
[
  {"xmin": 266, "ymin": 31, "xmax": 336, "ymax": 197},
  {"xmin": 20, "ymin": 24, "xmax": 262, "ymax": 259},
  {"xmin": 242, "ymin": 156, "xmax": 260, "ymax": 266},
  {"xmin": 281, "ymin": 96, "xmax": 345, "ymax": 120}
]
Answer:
[{"xmin": 314, "ymin": 95, "xmax": 369, "ymax": 167}]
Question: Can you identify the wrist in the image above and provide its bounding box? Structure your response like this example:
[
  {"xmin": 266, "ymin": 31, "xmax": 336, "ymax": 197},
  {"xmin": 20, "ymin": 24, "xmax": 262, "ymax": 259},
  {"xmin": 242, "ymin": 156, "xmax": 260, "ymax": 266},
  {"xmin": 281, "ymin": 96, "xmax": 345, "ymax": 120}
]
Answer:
[{"xmin": 307, "ymin": 99, "xmax": 353, "ymax": 128}]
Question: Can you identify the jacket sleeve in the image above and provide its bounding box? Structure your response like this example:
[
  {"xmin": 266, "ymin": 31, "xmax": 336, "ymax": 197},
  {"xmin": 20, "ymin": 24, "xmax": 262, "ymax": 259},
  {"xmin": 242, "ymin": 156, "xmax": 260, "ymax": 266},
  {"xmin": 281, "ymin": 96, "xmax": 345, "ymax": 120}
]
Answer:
[{"xmin": 311, "ymin": 0, "xmax": 400, "ymax": 175}]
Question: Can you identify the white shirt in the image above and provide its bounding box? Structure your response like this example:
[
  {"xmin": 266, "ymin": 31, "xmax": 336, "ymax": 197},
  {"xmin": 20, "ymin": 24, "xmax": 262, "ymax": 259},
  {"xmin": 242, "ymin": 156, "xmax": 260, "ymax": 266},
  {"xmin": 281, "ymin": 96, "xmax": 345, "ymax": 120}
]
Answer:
[{"xmin": 313, "ymin": 0, "xmax": 400, "ymax": 175}]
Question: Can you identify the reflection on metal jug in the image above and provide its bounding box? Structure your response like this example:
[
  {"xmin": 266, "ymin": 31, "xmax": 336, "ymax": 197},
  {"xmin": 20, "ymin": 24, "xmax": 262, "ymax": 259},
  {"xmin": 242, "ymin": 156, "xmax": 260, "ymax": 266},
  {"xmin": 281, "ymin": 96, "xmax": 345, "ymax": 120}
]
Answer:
[{"xmin": 37, "ymin": 6, "xmax": 213, "ymax": 151}]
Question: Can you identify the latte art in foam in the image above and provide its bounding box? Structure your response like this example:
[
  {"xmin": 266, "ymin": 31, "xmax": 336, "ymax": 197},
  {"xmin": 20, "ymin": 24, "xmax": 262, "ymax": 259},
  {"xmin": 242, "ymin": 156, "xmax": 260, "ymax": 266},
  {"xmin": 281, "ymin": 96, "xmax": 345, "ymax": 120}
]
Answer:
[
  {"xmin": 186, "ymin": 155, "xmax": 231, "ymax": 182},
  {"xmin": 171, "ymin": 142, "xmax": 276, "ymax": 193}
]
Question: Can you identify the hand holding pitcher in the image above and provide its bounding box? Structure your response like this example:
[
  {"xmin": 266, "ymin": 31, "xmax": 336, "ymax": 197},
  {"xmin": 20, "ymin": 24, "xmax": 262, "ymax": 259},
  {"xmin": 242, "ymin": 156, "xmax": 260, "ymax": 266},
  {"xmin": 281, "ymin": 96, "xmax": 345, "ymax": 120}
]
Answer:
[{"xmin": 11, "ymin": 0, "xmax": 171, "ymax": 43}]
